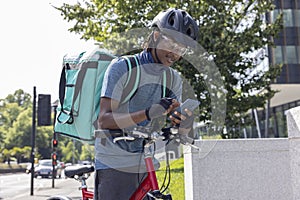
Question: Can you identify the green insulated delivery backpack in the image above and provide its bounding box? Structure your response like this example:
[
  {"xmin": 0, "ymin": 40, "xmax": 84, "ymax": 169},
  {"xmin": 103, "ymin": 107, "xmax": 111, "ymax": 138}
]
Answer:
[{"xmin": 54, "ymin": 47, "xmax": 173, "ymax": 144}]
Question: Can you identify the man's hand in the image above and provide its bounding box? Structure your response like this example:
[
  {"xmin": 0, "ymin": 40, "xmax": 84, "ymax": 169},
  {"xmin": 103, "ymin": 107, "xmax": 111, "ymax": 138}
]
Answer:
[
  {"xmin": 145, "ymin": 98, "xmax": 179, "ymax": 121},
  {"xmin": 170, "ymin": 108, "xmax": 194, "ymax": 135}
]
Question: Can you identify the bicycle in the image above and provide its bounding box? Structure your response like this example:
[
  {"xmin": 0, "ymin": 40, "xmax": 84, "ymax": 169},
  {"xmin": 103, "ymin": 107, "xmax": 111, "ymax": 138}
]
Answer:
[
  {"xmin": 48, "ymin": 126, "xmax": 198, "ymax": 200},
  {"xmin": 47, "ymin": 164, "xmax": 94, "ymax": 200}
]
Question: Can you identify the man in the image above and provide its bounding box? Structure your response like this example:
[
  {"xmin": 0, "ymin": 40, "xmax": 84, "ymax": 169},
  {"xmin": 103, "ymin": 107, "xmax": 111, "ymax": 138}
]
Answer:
[{"xmin": 94, "ymin": 8, "xmax": 199, "ymax": 199}]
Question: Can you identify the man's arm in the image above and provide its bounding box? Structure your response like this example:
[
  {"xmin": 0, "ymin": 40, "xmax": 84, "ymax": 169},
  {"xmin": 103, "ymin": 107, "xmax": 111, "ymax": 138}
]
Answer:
[
  {"xmin": 98, "ymin": 97, "xmax": 180, "ymax": 129},
  {"xmin": 97, "ymin": 97, "xmax": 147, "ymax": 129}
]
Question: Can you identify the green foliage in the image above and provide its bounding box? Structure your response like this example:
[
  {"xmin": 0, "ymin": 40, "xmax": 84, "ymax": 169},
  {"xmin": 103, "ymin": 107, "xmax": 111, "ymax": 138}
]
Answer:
[
  {"xmin": 10, "ymin": 146, "xmax": 31, "ymax": 163},
  {"xmin": 0, "ymin": 90, "xmax": 33, "ymax": 151},
  {"xmin": 0, "ymin": 90, "xmax": 94, "ymax": 163},
  {"xmin": 157, "ymin": 157, "xmax": 184, "ymax": 199},
  {"xmin": 60, "ymin": 140, "xmax": 94, "ymax": 163},
  {"xmin": 5, "ymin": 89, "xmax": 31, "ymax": 108},
  {"xmin": 5, "ymin": 108, "xmax": 32, "ymax": 148},
  {"xmin": 61, "ymin": 140, "xmax": 80, "ymax": 163},
  {"xmin": 80, "ymin": 144, "xmax": 94, "ymax": 161},
  {"xmin": 55, "ymin": 0, "xmax": 282, "ymax": 138}
]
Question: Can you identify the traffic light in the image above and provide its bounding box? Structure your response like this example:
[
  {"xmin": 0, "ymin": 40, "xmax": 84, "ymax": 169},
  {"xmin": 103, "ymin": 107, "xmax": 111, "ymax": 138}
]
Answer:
[
  {"xmin": 52, "ymin": 153, "xmax": 57, "ymax": 166},
  {"xmin": 37, "ymin": 94, "xmax": 51, "ymax": 126},
  {"xmin": 52, "ymin": 139, "xmax": 58, "ymax": 148}
]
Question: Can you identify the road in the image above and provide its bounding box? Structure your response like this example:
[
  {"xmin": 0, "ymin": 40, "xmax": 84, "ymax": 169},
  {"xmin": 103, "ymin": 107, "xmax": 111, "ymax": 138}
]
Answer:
[{"xmin": 0, "ymin": 172, "xmax": 94, "ymax": 200}]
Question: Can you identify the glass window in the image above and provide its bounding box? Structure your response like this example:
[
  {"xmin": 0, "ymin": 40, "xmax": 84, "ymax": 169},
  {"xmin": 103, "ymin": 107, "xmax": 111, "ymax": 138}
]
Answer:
[
  {"xmin": 286, "ymin": 46, "xmax": 297, "ymax": 64},
  {"xmin": 295, "ymin": 10, "xmax": 300, "ymax": 27},
  {"xmin": 288, "ymin": 64, "xmax": 300, "ymax": 83},
  {"xmin": 283, "ymin": 9, "xmax": 294, "ymax": 27},
  {"xmin": 297, "ymin": 46, "xmax": 300, "ymax": 63},
  {"xmin": 283, "ymin": 0, "xmax": 294, "ymax": 9},
  {"xmin": 270, "ymin": 9, "xmax": 280, "ymax": 23},
  {"xmin": 274, "ymin": 46, "xmax": 283, "ymax": 64},
  {"xmin": 285, "ymin": 27, "xmax": 298, "ymax": 45}
]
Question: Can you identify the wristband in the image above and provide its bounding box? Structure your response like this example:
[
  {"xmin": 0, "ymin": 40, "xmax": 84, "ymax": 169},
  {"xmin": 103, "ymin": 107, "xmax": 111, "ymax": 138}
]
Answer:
[{"xmin": 145, "ymin": 107, "xmax": 151, "ymax": 121}]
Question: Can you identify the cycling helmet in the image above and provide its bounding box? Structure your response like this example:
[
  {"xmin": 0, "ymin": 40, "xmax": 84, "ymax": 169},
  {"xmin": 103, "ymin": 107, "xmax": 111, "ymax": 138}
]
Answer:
[{"xmin": 151, "ymin": 8, "xmax": 199, "ymax": 42}]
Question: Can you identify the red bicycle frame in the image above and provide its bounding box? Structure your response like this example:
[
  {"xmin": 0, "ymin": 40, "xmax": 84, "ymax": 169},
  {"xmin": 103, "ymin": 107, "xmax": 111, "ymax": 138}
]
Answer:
[
  {"xmin": 81, "ymin": 185, "xmax": 94, "ymax": 200},
  {"xmin": 79, "ymin": 155, "xmax": 165, "ymax": 200},
  {"xmin": 82, "ymin": 144, "xmax": 170, "ymax": 200},
  {"xmin": 130, "ymin": 156, "xmax": 159, "ymax": 200},
  {"xmin": 50, "ymin": 128, "xmax": 196, "ymax": 200},
  {"xmin": 55, "ymin": 128, "xmax": 178, "ymax": 200},
  {"xmin": 128, "ymin": 139, "xmax": 172, "ymax": 200},
  {"xmin": 48, "ymin": 154, "xmax": 170, "ymax": 200}
]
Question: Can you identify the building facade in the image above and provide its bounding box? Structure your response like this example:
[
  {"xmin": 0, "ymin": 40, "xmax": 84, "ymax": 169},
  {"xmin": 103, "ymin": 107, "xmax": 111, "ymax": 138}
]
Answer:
[
  {"xmin": 268, "ymin": 0, "xmax": 300, "ymax": 83},
  {"xmin": 249, "ymin": 0, "xmax": 300, "ymax": 138}
]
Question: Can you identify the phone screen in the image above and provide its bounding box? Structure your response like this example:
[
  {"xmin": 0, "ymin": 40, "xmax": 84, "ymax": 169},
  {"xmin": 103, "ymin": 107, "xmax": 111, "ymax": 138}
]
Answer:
[{"xmin": 176, "ymin": 99, "xmax": 200, "ymax": 115}]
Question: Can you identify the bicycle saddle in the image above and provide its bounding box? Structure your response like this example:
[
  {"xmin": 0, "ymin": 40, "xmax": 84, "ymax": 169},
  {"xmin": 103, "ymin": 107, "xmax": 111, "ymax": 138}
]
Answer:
[{"xmin": 64, "ymin": 165, "xmax": 94, "ymax": 178}]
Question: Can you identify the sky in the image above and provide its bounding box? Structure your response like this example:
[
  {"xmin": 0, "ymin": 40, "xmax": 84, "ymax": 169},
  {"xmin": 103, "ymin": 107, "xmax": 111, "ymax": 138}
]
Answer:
[{"xmin": 0, "ymin": 0, "xmax": 95, "ymax": 101}]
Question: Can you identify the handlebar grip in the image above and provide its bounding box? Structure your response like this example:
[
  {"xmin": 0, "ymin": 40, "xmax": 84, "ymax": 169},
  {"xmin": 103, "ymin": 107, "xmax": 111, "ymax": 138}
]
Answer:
[
  {"xmin": 179, "ymin": 135, "xmax": 199, "ymax": 150},
  {"xmin": 94, "ymin": 129, "xmax": 123, "ymax": 138},
  {"xmin": 179, "ymin": 135, "xmax": 194, "ymax": 145},
  {"xmin": 113, "ymin": 136, "xmax": 135, "ymax": 143}
]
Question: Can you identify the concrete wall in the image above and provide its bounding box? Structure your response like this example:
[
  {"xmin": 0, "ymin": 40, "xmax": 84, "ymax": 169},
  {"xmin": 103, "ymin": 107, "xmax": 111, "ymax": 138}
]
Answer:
[{"xmin": 184, "ymin": 106, "xmax": 300, "ymax": 200}]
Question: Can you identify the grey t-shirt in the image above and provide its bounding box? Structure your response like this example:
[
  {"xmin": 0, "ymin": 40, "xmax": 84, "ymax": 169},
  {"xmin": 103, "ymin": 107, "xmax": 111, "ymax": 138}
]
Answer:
[{"xmin": 95, "ymin": 50, "xmax": 182, "ymax": 170}]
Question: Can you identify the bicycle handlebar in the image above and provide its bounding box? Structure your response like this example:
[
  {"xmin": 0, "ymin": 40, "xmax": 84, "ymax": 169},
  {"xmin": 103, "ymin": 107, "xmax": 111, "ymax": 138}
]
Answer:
[
  {"xmin": 112, "ymin": 136, "xmax": 135, "ymax": 142},
  {"xmin": 94, "ymin": 126, "xmax": 199, "ymax": 150}
]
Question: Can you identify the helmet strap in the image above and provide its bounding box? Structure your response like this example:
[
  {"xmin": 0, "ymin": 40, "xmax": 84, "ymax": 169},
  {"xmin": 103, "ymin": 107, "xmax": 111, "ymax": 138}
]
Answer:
[
  {"xmin": 154, "ymin": 48, "xmax": 162, "ymax": 64},
  {"xmin": 152, "ymin": 33, "xmax": 163, "ymax": 64}
]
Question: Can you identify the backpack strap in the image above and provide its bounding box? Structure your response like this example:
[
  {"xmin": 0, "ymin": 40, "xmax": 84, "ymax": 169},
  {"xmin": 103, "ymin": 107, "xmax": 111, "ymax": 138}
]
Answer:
[
  {"xmin": 72, "ymin": 61, "xmax": 98, "ymax": 117},
  {"xmin": 57, "ymin": 52, "xmax": 85, "ymax": 124},
  {"xmin": 121, "ymin": 55, "xmax": 173, "ymax": 102},
  {"xmin": 161, "ymin": 68, "xmax": 173, "ymax": 98},
  {"xmin": 58, "ymin": 66, "xmax": 66, "ymax": 109},
  {"xmin": 57, "ymin": 66, "xmax": 75, "ymax": 124},
  {"xmin": 121, "ymin": 55, "xmax": 141, "ymax": 104}
]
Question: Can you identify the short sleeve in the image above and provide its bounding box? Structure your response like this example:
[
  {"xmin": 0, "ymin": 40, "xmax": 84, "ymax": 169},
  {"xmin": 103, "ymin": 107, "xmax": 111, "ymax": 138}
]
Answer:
[{"xmin": 101, "ymin": 58, "xmax": 128, "ymax": 102}]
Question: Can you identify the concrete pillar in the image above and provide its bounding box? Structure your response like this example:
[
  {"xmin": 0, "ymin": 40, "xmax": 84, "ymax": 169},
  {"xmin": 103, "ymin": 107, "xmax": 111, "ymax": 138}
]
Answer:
[
  {"xmin": 183, "ymin": 106, "xmax": 300, "ymax": 200},
  {"xmin": 287, "ymin": 106, "xmax": 300, "ymax": 200}
]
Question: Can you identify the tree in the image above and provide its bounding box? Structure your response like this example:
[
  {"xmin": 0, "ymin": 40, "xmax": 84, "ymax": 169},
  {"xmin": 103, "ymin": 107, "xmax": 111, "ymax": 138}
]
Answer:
[
  {"xmin": 0, "ymin": 90, "xmax": 53, "ymax": 162},
  {"xmin": 2, "ymin": 148, "xmax": 12, "ymax": 164},
  {"xmin": 80, "ymin": 144, "xmax": 94, "ymax": 161},
  {"xmin": 22, "ymin": 146, "xmax": 32, "ymax": 162},
  {"xmin": 10, "ymin": 147, "xmax": 23, "ymax": 164},
  {"xmin": 0, "ymin": 89, "xmax": 31, "ymax": 129},
  {"xmin": 5, "ymin": 89, "xmax": 31, "ymax": 108},
  {"xmin": 5, "ymin": 108, "xmax": 32, "ymax": 149},
  {"xmin": 61, "ymin": 141, "xmax": 80, "ymax": 163},
  {"xmin": 55, "ymin": 0, "xmax": 282, "ymax": 138}
]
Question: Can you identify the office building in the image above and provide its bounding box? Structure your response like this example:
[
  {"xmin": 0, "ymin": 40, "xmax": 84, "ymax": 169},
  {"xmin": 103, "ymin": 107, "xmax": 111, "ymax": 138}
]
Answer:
[{"xmin": 249, "ymin": 0, "xmax": 300, "ymax": 138}]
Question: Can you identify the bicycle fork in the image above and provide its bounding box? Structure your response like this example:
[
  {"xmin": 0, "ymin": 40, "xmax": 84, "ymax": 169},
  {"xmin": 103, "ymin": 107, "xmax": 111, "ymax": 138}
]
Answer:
[{"xmin": 130, "ymin": 144, "xmax": 172, "ymax": 200}]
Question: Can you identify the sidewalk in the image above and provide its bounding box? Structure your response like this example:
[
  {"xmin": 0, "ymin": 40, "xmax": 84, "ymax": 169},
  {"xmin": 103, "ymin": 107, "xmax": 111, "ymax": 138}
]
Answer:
[{"xmin": 11, "ymin": 176, "xmax": 94, "ymax": 200}]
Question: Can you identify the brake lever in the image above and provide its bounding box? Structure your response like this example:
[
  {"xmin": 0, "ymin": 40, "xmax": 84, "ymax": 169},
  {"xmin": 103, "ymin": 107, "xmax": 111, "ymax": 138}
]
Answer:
[
  {"xmin": 113, "ymin": 136, "xmax": 135, "ymax": 143},
  {"xmin": 184, "ymin": 142, "xmax": 199, "ymax": 150},
  {"xmin": 178, "ymin": 135, "xmax": 199, "ymax": 150}
]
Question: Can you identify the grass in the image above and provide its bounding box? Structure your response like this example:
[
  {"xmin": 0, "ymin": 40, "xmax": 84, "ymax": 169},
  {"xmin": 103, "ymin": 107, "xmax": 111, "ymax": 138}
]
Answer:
[{"xmin": 156, "ymin": 157, "xmax": 185, "ymax": 200}]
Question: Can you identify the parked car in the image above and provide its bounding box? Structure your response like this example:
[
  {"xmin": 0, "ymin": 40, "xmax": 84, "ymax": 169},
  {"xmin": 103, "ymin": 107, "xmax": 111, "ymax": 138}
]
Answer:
[
  {"xmin": 34, "ymin": 159, "xmax": 62, "ymax": 178},
  {"xmin": 59, "ymin": 161, "xmax": 66, "ymax": 169},
  {"xmin": 78, "ymin": 160, "xmax": 93, "ymax": 165},
  {"xmin": 25, "ymin": 163, "xmax": 38, "ymax": 174},
  {"xmin": 65, "ymin": 163, "xmax": 72, "ymax": 167}
]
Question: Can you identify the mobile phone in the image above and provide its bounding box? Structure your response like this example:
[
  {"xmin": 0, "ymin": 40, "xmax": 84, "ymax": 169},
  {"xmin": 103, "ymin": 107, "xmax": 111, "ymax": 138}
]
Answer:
[{"xmin": 175, "ymin": 98, "xmax": 200, "ymax": 115}]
